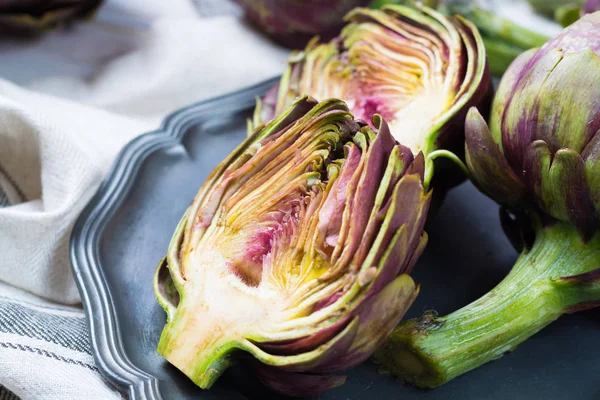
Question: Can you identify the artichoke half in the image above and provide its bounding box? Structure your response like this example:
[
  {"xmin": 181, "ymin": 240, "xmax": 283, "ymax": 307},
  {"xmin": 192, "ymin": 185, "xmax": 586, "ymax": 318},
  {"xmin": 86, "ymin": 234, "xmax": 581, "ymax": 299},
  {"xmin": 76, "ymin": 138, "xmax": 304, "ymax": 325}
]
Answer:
[
  {"xmin": 155, "ymin": 97, "xmax": 432, "ymax": 396},
  {"xmin": 375, "ymin": 13, "xmax": 600, "ymax": 388},
  {"xmin": 251, "ymin": 4, "xmax": 491, "ymax": 159}
]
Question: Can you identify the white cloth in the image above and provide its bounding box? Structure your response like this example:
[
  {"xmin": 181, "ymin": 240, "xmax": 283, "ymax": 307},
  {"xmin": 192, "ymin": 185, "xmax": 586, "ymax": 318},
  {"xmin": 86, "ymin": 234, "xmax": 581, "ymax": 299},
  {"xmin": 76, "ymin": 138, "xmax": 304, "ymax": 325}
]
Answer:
[
  {"xmin": 0, "ymin": 0, "xmax": 288, "ymax": 305},
  {"xmin": 0, "ymin": 0, "xmax": 557, "ymax": 399},
  {"xmin": 0, "ymin": 0, "xmax": 287, "ymax": 398}
]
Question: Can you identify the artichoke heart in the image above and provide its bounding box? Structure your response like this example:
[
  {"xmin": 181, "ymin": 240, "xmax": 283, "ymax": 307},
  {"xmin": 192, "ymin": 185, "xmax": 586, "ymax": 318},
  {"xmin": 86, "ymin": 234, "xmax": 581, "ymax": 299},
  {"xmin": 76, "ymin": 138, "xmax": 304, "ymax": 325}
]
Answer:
[{"xmin": 154, "ymin": 97, "xmax": 432, "ymax": 396}]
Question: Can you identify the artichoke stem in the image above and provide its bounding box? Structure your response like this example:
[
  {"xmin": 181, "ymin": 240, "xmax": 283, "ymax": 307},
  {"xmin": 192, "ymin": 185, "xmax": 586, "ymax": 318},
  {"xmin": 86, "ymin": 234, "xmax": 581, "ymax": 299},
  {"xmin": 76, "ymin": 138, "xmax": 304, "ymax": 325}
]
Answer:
[
  {"xmin": 460, "ymin": 6, "xmax": 549, "ymax": 50},
  {"xmin": 157, "ymin": 299, "xmax": 237, "ymax": 389},
  {"xmin": 375, "ymin": 222, "xmax": 600, "ymax": 388}
]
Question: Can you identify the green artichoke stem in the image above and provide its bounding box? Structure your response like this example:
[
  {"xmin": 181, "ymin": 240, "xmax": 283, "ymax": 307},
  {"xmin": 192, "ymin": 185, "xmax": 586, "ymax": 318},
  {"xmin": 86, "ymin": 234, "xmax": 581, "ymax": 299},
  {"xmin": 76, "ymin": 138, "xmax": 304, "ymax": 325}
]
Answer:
[
  {"xmin": 454, "ymin": 6, "xmax": 549, "ymax": 50},
  {"xmin": 157, "ymin": 297, "xmax": 237, "ymax": 389},
  {"xmin": 375, "ymin": 222, "xmax": 600, "ymax": 388}
]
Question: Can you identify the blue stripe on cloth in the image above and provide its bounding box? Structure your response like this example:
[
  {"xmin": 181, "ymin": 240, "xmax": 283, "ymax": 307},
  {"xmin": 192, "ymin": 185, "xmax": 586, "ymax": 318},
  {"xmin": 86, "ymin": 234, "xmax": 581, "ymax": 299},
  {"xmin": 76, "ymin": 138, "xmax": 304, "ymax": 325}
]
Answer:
[{"xmin": 0, "ymin": 297, "xmax": 90, "ymax": 354}]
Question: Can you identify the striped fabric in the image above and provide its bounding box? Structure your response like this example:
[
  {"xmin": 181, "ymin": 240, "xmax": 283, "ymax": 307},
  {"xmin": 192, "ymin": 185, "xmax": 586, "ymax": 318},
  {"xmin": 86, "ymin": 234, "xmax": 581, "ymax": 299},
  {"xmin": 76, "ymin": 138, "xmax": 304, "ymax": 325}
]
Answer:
[
  {"xmin": 0, "ymin": 386, "xmax": 19, "ymax": 400},
  {"xmin": 0, "ymin": 297, "xmax": 91, "ymax": 356},
  {"xmin": 0, "ymin": 291, "xmax": 111, "ymax": 400}
]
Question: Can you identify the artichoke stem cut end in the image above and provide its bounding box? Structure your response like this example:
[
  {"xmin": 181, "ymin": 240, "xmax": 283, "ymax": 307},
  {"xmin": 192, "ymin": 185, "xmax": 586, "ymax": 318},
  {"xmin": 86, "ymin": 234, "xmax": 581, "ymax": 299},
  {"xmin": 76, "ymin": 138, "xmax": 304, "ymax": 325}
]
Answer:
[
  {"xmin": 374, "ymin": 324, "xmax": 446, "ymax": 388},
  {"xmin": 157, "ymin": 305, "xmax": 239, "ymax": 389}
]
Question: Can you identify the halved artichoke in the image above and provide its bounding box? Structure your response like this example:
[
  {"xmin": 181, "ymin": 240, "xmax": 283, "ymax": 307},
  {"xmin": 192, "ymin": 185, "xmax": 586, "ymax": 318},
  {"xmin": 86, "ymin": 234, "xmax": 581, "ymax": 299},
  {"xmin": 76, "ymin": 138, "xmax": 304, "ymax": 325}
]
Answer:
[
  {"xmin": 154, "ymin": 97, "xmax": 432, "ymax": 396},
  {"xmin": 251, "ymin": 4, "xmax": 491, "ymax": 158}
]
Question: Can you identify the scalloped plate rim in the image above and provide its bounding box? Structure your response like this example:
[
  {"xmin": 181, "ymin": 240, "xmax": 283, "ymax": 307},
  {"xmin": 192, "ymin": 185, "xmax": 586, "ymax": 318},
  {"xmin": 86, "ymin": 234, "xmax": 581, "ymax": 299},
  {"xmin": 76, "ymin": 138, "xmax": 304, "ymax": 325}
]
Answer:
[{"xmin": 69, "ymin": 77, "xmax": 280, "ymax": 400}]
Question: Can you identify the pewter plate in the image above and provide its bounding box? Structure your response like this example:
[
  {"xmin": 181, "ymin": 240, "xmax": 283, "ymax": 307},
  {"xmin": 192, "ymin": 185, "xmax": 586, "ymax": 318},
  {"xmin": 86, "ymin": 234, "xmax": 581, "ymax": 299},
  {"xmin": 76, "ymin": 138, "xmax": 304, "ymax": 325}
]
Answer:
[{"xmin": 70, "ymin": 78, "xmax": 600, "ymax": 400}]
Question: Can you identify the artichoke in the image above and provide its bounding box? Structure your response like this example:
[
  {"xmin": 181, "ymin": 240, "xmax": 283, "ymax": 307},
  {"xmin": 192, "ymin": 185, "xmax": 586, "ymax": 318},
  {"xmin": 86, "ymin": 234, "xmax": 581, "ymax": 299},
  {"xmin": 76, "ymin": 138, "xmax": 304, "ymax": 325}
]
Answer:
[
  {"xmin": 154, "ymin": 97, "xmax": 432, "ymax": 396},
  {"xmin": 251, "ymin": 4, "xmax": 491, "ymax": 159},
  {"xmin": 0, "ymin": 0, "xmax": 102, "ymax": 36},
  {"xmin": 375, "ymin": 13, "xmax": 600, "ymax": 387},
  {"xmin": 234, "ymin": 0, "xmax": 371, "ymax": 49}
]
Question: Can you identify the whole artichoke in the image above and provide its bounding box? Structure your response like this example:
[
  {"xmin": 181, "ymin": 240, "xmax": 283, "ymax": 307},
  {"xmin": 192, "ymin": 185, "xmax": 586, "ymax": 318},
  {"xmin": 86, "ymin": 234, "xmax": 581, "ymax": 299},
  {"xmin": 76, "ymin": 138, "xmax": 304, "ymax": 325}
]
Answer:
[
  {"xmin": 468, "ymin": 12, "xmax": 600, "ymax": 236},
  {"xmin": 0, "ymin": 0, "xmax": 102, "ymax": 35},
  {"xmin": 251, "ymin": 4, "xmax": 491, "ymax": 158},
  {"xmin": 155, "ymin": 97, "xmax": 432, "ymax": 396},
  {"xmin": 375, "ymin": 12, "xmax": 600, "ymax": 388},
  {"xmin": 234, "ymin": 0, "xmax": 371, "ymax": 48}
]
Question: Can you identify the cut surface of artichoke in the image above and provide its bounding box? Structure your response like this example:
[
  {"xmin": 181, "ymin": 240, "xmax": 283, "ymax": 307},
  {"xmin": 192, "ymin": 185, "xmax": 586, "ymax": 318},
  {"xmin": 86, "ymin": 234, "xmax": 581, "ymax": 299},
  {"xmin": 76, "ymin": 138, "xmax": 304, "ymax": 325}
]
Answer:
[
  {"xmin": 254, "ymin": 4, "xmax": 490, "ymax": 158},
  {"xmin": 155, "ymin": 96, "xmax": 432, "ymax": 396}
]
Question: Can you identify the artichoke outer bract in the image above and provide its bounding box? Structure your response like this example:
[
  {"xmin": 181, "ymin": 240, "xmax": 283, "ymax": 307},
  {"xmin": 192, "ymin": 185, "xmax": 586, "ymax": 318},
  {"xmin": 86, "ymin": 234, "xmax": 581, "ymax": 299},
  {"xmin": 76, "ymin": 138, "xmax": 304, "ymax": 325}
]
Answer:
[
  {"xmin": 375, "ymin": 13, "xmax": 600, "ymax": 388},
  {"xmin": 154, "ymin": 97, "xmax": 432, "ymax": 396},
  {"xmin": 250, "ymin": 3, "xmax": 491, "ymax": 160}
]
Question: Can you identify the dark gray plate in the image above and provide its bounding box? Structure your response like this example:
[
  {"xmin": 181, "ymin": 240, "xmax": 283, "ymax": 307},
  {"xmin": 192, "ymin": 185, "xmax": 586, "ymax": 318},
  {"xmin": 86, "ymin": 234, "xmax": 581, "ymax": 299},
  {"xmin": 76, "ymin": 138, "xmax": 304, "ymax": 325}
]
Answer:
[{"xmin": 70, "ymin": 78, "xmax": 600, "ymax": 400}]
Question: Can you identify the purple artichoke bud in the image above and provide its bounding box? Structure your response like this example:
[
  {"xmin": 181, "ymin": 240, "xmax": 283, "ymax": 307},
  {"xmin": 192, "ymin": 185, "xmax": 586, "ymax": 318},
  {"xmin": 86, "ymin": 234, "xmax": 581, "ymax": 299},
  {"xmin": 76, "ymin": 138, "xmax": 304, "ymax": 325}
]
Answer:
[
  {"xmin": 252, "ymin": 4, "xmax": 491, "ymax": 159},
  {"xmin": 234, "ymin": 0, "xmax": 372, "ymax": 49},
  {"xmin": 154, "ymin": 97, "xmax": 432, "ymax": 396},
  {"xmin": 465, "ymin": 12, "xmax": 600, "ymax": 236},
  {"xmin": 0, "ymin": 0, "xmax": 103, "ymax": 36}
]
